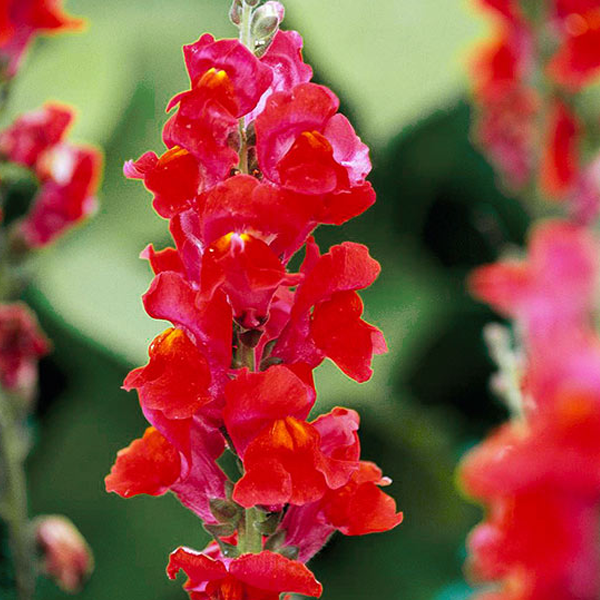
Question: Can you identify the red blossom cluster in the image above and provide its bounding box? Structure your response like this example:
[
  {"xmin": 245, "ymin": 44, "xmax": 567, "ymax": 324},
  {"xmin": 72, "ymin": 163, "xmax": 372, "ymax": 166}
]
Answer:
[
  {"xmin": 105, "ymin": 2, "xmax": 402, "ymax": 597},
  {"xmin": 0, "ymin": 103, "xmax": 102, "ymax": 247},
  {"xmin": 471, "ymin": 0, "xmax": 600, "ymax": 221},
  {"xmin": 0, "ymin": 0, "xmax": 82, "ymax": 79},
  {"xmin": 461, "ymin": 220, "xmax": 600, "ymax": 599}
]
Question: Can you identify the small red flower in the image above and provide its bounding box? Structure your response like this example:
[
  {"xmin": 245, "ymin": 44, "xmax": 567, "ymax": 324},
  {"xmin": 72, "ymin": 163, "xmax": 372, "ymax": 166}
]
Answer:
[
  {"xmin": 256, "ymin": 83, "xmax": 370, "ymax": 195},
  {"xmin": 105, "ymin": 426, "xmax": 181, "ymax": 498},
  {"xmin": 0, "ymin": 103, "xmax": 73, "ymax": 167},
  {"xmin": 35, "ymin": 515, "xmax": 93, "ymax": 594},
  {"xmin": 0, "ymin": 302, "xmax": 50, "ymax": 397},
  {"xmin": 167, "ymin": 548, "xmax": 322, "ymax": 600},
  {"xmin": 19, "ymin": 143, "xmax": 102, "ymax": 247},
  {"xmin": 106, "ymin": 419, "xmax": 227, "ymax": 523},
  {"xmin": 232, "ymin": 406, "xmax": 360, "ymax": 508},
  {"xmin": 123, "ymin": 327, "xmax": 213, "ymax": 420},
  {"xmin": 539, "ymin": 99, "xmax": 580, "ymax": 198},
  {"xmin": 273, "ymin": 239, "xmax": 386, "ymax": 382},
  {"xmin": 549, "ymin": 8, "xmax": 600, "ymax": 89},
  {"xmin": 124, "ymin": 147, "xmax": 202, "ymax": 218},
  {"xmin": 0, "ymin": 0, "xmax": 82, "ymax": 77}
]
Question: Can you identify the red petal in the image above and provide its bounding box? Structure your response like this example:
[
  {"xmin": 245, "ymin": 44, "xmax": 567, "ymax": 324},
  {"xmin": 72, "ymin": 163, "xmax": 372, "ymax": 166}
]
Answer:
[
  {"xmin": 105, "ymin": 427, "xmax": 181, "ymax": 498},
  {"xmin": 230, "ymin": 552, "xmax": 322, "ymax": 597}
]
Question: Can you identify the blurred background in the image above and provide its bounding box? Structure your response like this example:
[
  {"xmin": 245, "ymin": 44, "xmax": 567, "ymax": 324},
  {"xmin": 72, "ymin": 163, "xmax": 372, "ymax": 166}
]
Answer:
[{"xmin": 1, "ymin": 0, "xmax": 534, "ymax": 598}]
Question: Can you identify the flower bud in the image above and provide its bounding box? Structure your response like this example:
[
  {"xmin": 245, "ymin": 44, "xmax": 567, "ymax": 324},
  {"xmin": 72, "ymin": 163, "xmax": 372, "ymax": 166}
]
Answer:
[
  {"xmin": 229, "ymin": 0, "xmax": 243, "ymax": 25},
  {"xmin": 35, "ymin": 516, "xmax": 94, "ymax": 594},
  {"xmin": 251, "ymin": 2, "xmax": 284, "ymax": 42},
  {"xmin": 244, "ymin": 0, "xmax": 261, "ymax": 7}
]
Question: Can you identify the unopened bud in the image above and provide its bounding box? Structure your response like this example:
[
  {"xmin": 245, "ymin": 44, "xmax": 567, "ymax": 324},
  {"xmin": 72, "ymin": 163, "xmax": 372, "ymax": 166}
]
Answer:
[
  {"xmin": 229, "ymin": 0, "xmax": 243, "ymax": 25},
  {"xmin": 244, "ymin": 0, "xmax": 261, "ymax": 7},
  {"xmin": 251, "ymin": 2, "xmax": 284, "ymax": 42},
  {"xmin": 35, "ymin": 516, "xmax": 93, "ymax": 594}
]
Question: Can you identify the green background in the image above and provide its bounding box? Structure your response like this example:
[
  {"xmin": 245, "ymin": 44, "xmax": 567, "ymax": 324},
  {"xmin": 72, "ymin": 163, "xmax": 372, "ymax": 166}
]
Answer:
[{"xmin": 3, "ymin": 1, "xmax": 533, "ymax": 598}]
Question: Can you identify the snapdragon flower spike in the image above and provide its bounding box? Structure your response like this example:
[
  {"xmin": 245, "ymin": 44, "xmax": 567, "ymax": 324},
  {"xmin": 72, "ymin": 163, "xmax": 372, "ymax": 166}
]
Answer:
[
  {"xmin": 167, "ymin": 547, "xmax": 323, "ymax": 600},
  {"xmin": 113, "ymin": 4, "xmax": 397, "ymax": 596},
  {"xmin": 0, "ymin": 0, "xmax": 82, "ymax": 78}
]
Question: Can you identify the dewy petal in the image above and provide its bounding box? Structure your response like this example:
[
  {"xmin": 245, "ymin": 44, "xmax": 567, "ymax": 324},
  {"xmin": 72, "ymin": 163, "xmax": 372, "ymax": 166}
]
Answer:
[{"xmin": 105, "ymin": 427, "xmax": 181, "ymax": 498}]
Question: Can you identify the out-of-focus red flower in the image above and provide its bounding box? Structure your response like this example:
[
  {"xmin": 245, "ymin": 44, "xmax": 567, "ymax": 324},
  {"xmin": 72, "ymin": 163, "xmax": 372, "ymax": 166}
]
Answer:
[
  {"xmin": 461, "ymin": 393, "xmax": 600, "ymax": 599},
  {"xmin": 470, "ymin": 220, "xmax": 598, "ymax": 340},
  {"xmin": 0, "ymin": 302, "xmax": 49, "ymax": 396},
  {"xmin": 539, "ymin": 100, "xmax": 580, "ymax": 198},
  {"xmin": 549, "ymin": 7, "xmax": 600, "ymax": 89},
  {"xmin": 35, "ymin": 515, "xmax": 93, "ymax": 594},
  {"xmin": 19, "ymin": 143, "xmax": 102, "ymax": 247},
  {"xmin": 0, "ymin": 0, "xmax": 82, "ymax": 77},
  {"xmin": 273, "ymin": 239, "xmax": 386, "ymax": 382},
  {"xmin": 0, "ymin": 103, "xmax": 73, "ymax": 167}
]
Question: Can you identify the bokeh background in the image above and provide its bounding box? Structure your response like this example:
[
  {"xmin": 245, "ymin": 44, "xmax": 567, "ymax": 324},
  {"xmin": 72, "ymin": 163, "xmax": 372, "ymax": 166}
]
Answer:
[{"xmin": 2, "ymin": 1, "xmax": 534, "ymax": 598}]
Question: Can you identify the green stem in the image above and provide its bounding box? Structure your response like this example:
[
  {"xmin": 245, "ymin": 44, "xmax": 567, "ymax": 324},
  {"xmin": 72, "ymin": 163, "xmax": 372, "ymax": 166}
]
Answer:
[
  {"xmin": 239, "ymin": 507, "xmax": 262, "ymax": 554},
  {"xmin": 0, "ymin": 392, "xmax": 34, "ymax": 600}
]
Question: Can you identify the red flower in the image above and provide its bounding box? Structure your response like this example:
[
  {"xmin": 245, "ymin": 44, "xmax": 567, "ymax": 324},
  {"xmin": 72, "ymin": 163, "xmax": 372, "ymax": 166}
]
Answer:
[
  {"xmin": 539, "ymin": 100, "xmax": 580, "ymax": 198},
  {"xmin": 0, "ymin": 103, "xmax": 73, "ymax": 167},
  {"xmin": 249, "ymin": 29, "xmax": 313, "ymax": 120},
  {"xmin": 232, "ymin": 406, "xmax": 360, "ymax": 508},
  {"xmin": 142, "ymin": 271, "xmax": 232, "ymax": 383},
  {"xmin": 255, "ymin": 83, "xmax": 370, "ymax": 196},
  {"xmin": 200, "ymin": 231, "xmax": 301, "ymax": 329},
  {"xmin": 0, "ymin": 302, "xmax": 50, "ymax": 397},
  {"xmin": 167, "ymin": 548, "xmax": 322, "ymax": 600},
  {"xmin": 549, "ymin": 8, "xmax": 600, "ymax": 89},
  {"xmin": 124, "ymin": 147, "xmax": 202, "ymax": 218},
  {"xmin": 123, "ymin": 328, "xmax": 213, "ymax": 420},
  {"xmin": 106, "ymin": 420, "xmax": 227, "ymax": 524},
  {"xmin": 273, "ymin": 239, "xmax": 386, "ymax": 382},
  {"xmin": 35, "ymin": 515, "xmax": 93, "ymax": 593},
  {"xmin": 460, "ymin": 394, "xmax": 600, "ymax": 599},
  {"xmin": 19, "ymin": 143, "xmax": 102, "ymax": 247},
  {"xmin": 281, "ymin": 409, "xmax": 403, "ymax": 560},
  {"xmin": 223, "ymin": 366, "xmax": 315, "ymax": 456},
  {"xmin": 0, "ymin": 0, "xmax": 82, "ymax": 77},
  {"xmin": 470, "ymin": 220, "xmax": 598, "ymax": 341},
  {"xmin": 164, "ymin": 34, "xmax": 272, "ymax": 184}
]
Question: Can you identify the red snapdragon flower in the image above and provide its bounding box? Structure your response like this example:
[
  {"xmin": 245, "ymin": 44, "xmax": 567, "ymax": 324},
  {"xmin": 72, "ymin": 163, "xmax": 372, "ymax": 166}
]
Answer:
[
  {"xmin": 0, "ymin": 0, "xmax": 82, "ymax": 77},
  {"xmin": 0, "ymin": 103, "xmax": 73, "ymax": 167},
  {"xmin": 273, "ymin": 238, "xmax": 387, "ymax": 382},
  {"xmin": 167, "ymin": 547, "xmax": 322, "ymax": 600}
]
